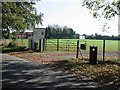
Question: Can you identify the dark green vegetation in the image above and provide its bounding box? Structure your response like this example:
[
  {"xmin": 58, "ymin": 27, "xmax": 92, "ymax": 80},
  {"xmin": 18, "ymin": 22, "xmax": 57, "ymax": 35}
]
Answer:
[
  {"xmin": 2, "ymin": 2, "xmax": 43, "ymax": 39},
  {"xmin": 2, "ymin": 46, "xmax": 26, "ymax": 53},
  {"xmin": 85, "ymin": 33, "xmax": 120, "ymax": 40},
  {"xmin": 45, "ymin": 25, "xmax": 79, "ymax": 39},
  {"xmin": 56, "ymin": 59, "xmax": 120, "ymax": 87},
  {"xmin": 45, "ymin": 25, "xmax": 120, "ymax": 40},
  {"xmin": 1, "ymin": 39, "xmax": 27, "ymax": 53}
]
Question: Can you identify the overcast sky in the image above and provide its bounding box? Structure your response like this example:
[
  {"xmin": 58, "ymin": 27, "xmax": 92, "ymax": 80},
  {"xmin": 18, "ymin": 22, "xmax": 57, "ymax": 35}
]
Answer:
[{"xmin": 34, "ymin": 0, "xmax": 118, "ymax": 36}]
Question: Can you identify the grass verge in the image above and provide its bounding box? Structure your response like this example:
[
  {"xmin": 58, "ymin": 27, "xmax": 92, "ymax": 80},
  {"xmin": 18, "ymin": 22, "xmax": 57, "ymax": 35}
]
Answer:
[
  {"xmin": 2, "ymin": 46, "xmax": 27, "ymax": 53},
  {"xmin": 55, "ymin": 58, "xmax": 120, "ymax": 87}
]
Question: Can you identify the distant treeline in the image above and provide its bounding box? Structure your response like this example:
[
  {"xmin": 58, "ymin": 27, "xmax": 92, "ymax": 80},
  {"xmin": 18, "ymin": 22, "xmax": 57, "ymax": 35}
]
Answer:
[
  {"xmin": 83, "ymin": 34, "xmax": 120, "ymax": 40},
  {"xmin": 95, "ymin": 36, "xmax": 120, "ymax": 40},
  {"xmin": 45, "ymin": 25, "xmax": 120, "ymax": 40},
  {"xmin": 45, "ymin": 25, "xmax": 79, "ymax": 39}
]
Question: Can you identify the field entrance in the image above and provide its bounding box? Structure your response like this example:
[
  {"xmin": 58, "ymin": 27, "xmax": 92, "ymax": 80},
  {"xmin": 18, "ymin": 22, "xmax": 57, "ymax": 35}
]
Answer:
[
  {"xmin": 45, "ymin": 39, "xmax": 77, "ymax": 51},
  {"xmin": 44, "ymin": 39, "xmax": 119, "ymax": 63},
  {"xmin": 3, "ymin": 39, "xmax": 119, "ymax": 63}
]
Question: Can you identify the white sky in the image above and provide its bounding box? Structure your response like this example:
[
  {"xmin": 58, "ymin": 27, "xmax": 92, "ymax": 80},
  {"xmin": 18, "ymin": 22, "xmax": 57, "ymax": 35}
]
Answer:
[{"xmin": 35, "ymin": 0, "xmax": 118, "ymax": 36}]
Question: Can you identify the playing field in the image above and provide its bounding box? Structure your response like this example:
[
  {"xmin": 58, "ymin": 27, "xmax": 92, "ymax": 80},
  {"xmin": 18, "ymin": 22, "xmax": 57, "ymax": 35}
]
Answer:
[{"xmin": 15, "ymin": 39, "xmax": 119, "ymax": 52}]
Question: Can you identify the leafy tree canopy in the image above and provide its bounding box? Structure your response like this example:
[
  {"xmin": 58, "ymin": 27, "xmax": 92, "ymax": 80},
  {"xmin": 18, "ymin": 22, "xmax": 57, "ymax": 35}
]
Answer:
[
  {"xmin": 82, "ymin": 0, "xmax": 120, "ymax": 20},
  {"xmin": 45, "ymin": 25, "xmax": 79, "ymax": 39},
  {"xmin": 2, "ymin": 2, "xmax": 43, "ymax": 34}
]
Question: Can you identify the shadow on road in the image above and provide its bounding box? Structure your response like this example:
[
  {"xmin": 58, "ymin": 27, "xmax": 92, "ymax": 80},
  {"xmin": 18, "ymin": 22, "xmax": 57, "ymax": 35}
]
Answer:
[{"xmin": 2, "ymin": 54, "xmax": 108, "ymax": 89}]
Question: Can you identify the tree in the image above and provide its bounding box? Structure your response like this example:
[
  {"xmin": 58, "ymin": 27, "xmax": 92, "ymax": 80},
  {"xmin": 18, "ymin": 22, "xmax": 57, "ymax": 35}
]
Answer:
[
  {"xmin": 82, "ymin": 0, "xmax": 119, "ymax": 20},
  {"xmin": 45, "ymin": 25, "xmax": 79, "ymax": 39},
  {"xmin": 2, "ymin": 2, "xmax": 43, "ymax": 38},
  {"xmin": 82, "ymin": 0, "xmax": 119, "ymax": 34}
]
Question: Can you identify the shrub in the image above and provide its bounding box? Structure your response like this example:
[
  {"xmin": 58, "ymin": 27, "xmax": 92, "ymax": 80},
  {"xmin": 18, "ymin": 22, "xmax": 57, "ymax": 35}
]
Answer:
[
  {"xmin": 26, "ymin": 50, "xmax": 34, "ymax": 53},
  {"xmin": 2, "ymin": 46, "xmax": 26, "ymax": 53},
  {"xmin": 0, "ymin": 39, "xmax": 11, "ymax": 47},
  {"xmin": 7, "ymin": 41, "xmax": 18, "ymax": 48}
]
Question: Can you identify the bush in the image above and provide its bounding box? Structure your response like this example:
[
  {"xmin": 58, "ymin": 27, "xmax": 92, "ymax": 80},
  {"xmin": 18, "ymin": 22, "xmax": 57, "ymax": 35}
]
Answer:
[
  {"xmin": 2, "ymin": 46, "xmax": 26, "ymax": 53},
  {"xmin": 0, "ymin": 39, "xmax": 11, "ymax": 47},
  {"xmin": 26, "ymin": 50, "xmax": 34, "ymax": 53},
  {"xmin": 1, "ymin": 39, "xmax": 17, "ymax": 48},
  {"xmin": 7, "ymin": 41, "xmax": 18, "ymax": 47}
]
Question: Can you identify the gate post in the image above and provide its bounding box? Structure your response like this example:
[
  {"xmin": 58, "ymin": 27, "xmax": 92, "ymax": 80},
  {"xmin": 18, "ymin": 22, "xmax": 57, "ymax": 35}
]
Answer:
[
  {"xmin": 103, "ymin": 40, "xmax": 105, "ymax": 63},
  {"xmin": 44, "ymin": 39, "xmax": 47, "ymax": 51},
  {"xmin": 34, "ymin": 42, "xmax": 38, "ymax": 51},
  {"xmin": 30, "ymin": 39, "xmax": 33, "ymax": 49},
  {"xmin": 76, "ymin": 40, "xmax": 79, "ymax": 58}
]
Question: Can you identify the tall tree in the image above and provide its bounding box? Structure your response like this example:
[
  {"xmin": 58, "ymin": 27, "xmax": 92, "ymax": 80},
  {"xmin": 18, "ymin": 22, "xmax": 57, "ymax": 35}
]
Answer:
[{"xmin": 2, "ymin": 2, "xmax": 43, "ymax": 38}]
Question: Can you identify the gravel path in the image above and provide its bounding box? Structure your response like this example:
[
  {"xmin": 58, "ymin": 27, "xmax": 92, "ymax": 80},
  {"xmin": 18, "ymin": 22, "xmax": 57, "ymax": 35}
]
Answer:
[{"xmin": 1, "ymin": 54, "xmax": 103, "ymax": 89}]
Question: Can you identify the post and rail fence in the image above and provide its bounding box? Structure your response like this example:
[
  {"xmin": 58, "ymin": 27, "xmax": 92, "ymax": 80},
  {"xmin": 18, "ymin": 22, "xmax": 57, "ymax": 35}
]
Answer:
[{"xmin": 4, "ymin": 39, "xmax": 119, "ymax": 63}]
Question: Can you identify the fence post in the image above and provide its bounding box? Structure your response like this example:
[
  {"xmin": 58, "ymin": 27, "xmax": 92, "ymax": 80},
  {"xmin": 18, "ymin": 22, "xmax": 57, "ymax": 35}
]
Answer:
[
  {"xmin": 76, "ymin": 40, "xmax": 79, "ymax": 58},
  {"xmin": 43, "ymin": 39, "xmax": 45, "ymax": 51},
  {"xmin": 45, "ymin": 39, "xmax": 47, "ymax": 51},
  {"xmin": 57, "ymin": 38, "xmax": 59, "ymax": 51},
  {"xmin": 103, "ymin": 40, "xmax": 105, "ymax": 63}
]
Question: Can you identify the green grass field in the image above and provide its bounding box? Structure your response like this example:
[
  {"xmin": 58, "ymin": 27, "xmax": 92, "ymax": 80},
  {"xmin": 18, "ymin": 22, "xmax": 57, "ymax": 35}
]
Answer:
[
  {"xmin": 15, "ymin": 39, "xmax": 28, "ymax": 47},
  {"xmin": 6, "ymin": 39, "xmax": 119, "ymax": 52},
  {"xmin": 46, "ymin": 39, "xmax": 119, "ymax": 52}
]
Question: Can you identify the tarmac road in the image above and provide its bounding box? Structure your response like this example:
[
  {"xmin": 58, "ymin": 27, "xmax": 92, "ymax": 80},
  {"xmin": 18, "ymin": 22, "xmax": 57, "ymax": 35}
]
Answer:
[{"xmin": 1, "ymin": 54, "xmax": 104, "ymax": 89}]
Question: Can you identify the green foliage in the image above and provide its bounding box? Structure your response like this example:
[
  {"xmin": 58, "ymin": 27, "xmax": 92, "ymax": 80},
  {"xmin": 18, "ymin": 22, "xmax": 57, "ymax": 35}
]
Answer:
[
  {"xmin": 2, "ymin": 2, "xmax": 43, "ymax": 38},
  {"xmin": 0, "ymin": 39, "xmax": 11, "ymax": 47},
  {"xmin": 45, "ymin": 25, "xmax": 79, "ymax": 39},
  {"xmin": 2, "ymin": 33, "xmax": 18, "ymax": 48},
  {"xmin": 10, "ymin": 33, "xmax": 17, "ymax": 41},
  {"xmin": 7, "ymin": 41, "xmax": 18, "ymax": 48},
  {"xmin": 82, "ymin": 0, "xmax": 119, "ymax": 20},
  {"xmin": 2, "ymin": 46, "xmax": 26, "ymax": 53},
  {"xmin": 26, "ymin": 50, "xmax": 34, "ymax": 53}
]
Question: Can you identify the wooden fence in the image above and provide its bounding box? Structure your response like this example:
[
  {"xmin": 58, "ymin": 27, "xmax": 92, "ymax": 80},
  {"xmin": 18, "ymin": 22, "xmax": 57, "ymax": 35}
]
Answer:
[{"xmin": 44, "ymin": 39, "xmax": 77, "ymax": 51}]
